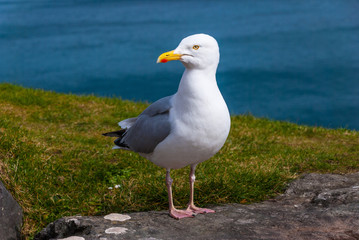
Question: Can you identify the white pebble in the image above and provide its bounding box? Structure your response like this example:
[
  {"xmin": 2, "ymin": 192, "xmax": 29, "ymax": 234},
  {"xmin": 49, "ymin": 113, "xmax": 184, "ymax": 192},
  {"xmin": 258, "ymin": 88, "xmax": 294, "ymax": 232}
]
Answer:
[
  {"xmin": 352, "ymin": 185, "xmax": 359, "ymax": 189},
  {"xmin": 58, "ymin": 237, "xmax": 85, "ymax": 240},
  {"xmin": 105, "ymin": 227, "xmax": 128, "ymax": 235},
  {"xmin": 104, "ymin": 213, "xmax": 131, "ymax": 222}
]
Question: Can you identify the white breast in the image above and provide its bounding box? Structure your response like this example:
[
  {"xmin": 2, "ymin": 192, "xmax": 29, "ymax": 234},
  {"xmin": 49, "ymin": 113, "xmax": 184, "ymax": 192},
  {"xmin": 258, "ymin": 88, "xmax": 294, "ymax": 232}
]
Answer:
[{"xmin": 149, "ymin": 72, "xmax": 231, "ymax": 169}]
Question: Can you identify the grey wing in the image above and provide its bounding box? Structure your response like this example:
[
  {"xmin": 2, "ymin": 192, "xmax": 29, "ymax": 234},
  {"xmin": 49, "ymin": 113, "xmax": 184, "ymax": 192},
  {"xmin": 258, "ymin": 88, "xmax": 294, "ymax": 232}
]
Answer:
[
  {"xmin": 140, "ymin": 95, "xmax": 172, "ymax": 117},
  {"xmin": 121, "ymin": 95, "xmax": 173, "ymax": 153}
]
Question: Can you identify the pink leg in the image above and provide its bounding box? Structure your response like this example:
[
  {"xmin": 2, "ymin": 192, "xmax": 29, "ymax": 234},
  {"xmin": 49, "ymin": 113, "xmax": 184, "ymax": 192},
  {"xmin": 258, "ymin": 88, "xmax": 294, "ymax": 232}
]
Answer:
[
  {"xmin": 166, "ymin": 169, "xmax": 195, "ymax": 219},
  {"xmin": 186, "ymin": 164, "xmax": 215, "ymax": 214}
]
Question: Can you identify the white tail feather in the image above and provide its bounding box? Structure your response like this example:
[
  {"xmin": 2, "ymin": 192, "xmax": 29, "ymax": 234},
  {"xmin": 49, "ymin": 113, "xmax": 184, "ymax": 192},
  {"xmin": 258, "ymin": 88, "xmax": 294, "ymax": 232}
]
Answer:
[{"xmin": 118, "ymin": 117, "xmax": 137, "ymax": 129}]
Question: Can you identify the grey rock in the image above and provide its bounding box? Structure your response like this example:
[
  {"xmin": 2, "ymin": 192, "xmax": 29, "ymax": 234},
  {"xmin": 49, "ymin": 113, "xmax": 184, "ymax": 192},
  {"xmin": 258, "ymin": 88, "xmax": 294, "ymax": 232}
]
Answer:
[
  {"xmin": 35, "ymin": 173, "xmax": 359, "ymax": 240},
  {"xmin": 34, "ymin": 218, "xmax": 91, "ymax": 240},
  {"xmin": 311, "ymin": 187, "xmax": 359, "ymax": 207},
  {"xmin": 0, "ymin": 180, "xmax": 23, "ymax": 240},
  {"xmin": 285, "ymin": 172, "xmax": 359, "ymax": 198}
]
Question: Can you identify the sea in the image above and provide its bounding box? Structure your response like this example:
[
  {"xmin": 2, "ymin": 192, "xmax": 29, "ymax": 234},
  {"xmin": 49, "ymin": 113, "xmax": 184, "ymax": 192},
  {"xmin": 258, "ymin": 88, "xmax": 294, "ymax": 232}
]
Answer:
[{"xmin": 1, "ymin": 0, "xmax": 359, "ymax": 129}]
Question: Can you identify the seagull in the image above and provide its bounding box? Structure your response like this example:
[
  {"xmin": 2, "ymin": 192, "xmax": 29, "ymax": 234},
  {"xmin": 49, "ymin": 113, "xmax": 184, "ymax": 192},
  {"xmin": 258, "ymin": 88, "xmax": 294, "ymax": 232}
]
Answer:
[{"xmin": 103, "ymin": 34, "xmax": 230, "ymax": 219}]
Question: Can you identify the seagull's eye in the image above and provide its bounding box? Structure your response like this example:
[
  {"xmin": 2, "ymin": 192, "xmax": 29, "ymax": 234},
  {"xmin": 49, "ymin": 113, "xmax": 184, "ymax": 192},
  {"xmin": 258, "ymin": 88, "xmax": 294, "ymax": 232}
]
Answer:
[{"xmin": 192, "ymin": 45, "xmax": 200, "ymax": 50}]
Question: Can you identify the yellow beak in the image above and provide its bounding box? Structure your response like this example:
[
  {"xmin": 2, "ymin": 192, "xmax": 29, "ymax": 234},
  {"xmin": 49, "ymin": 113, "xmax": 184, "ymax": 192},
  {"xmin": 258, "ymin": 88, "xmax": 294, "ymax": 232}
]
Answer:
[{"xmin": 156, "ymin": 50, "xmax": 182, "ymax": 63}]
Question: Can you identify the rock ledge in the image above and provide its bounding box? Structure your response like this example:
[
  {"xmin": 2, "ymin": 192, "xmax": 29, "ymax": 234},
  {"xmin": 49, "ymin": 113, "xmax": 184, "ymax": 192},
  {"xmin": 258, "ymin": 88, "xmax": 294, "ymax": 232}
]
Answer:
[{"xmin": 35, "ymin": 173, "xmax": 359, "ymax": 240}]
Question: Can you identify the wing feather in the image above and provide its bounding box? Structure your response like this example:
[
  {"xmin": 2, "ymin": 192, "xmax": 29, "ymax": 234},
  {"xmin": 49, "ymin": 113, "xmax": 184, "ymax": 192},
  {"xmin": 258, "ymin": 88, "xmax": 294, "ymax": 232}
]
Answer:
[{"xmin": 104, "ymin": 95, "xmax": 173, "ymax": 154}]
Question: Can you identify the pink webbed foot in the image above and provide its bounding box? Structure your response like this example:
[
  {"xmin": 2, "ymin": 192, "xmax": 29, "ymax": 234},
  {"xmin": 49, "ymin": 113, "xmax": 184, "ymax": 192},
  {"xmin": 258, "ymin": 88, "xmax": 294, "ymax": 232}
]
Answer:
[
  {"xmin": 186, "ymin": 204, "xmax": 215, "ymax": 214},
  {"xmin": 169, "ymin": 208, "xmax": 196, "ymax": 219}
]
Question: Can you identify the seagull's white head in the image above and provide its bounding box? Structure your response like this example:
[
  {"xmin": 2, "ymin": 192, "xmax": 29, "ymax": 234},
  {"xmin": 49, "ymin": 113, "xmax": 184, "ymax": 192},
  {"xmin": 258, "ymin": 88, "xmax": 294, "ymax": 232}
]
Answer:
[{"xmin": 157, "ymin": 34, "xmax": 220, "ymax": 70}]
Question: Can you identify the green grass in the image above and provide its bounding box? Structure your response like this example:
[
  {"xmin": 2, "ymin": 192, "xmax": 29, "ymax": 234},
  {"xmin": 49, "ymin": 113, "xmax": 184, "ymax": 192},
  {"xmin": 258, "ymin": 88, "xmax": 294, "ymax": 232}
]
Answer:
[{"xmin": 0, "ymin": 83, "xmax": 358, "ymax": 239}]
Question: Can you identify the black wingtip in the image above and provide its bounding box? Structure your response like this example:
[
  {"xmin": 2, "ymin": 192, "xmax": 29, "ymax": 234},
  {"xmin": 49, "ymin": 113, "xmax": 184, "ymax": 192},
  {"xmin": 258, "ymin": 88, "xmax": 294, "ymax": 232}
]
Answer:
[{"xmin": 102, "ymin": 129, "xmax": 126, "ymax": 137}]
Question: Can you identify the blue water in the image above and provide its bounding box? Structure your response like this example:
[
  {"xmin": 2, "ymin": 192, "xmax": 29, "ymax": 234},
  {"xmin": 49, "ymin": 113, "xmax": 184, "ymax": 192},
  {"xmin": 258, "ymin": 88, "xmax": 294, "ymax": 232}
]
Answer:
[{"xmin": 1, "ymin": 0, "xmax": 359, "ymax": 129}]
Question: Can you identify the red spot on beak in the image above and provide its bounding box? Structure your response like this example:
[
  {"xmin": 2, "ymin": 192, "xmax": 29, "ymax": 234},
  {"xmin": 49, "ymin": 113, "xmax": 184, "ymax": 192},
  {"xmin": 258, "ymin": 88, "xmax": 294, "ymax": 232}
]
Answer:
[{"xmin": 161, "ymin": 59, "xmax": 168, "ymax": 63}]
